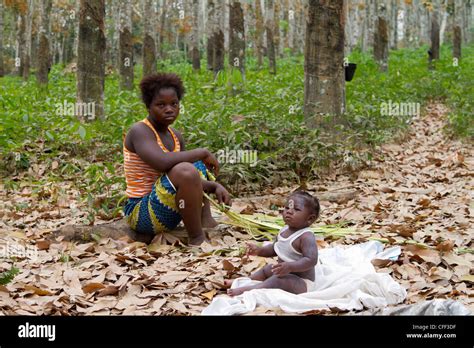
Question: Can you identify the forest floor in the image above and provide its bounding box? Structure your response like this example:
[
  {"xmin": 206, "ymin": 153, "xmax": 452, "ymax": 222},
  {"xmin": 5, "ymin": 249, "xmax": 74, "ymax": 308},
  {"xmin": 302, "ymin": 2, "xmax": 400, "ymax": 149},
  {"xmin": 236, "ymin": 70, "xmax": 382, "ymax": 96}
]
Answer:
[{"xmin": 0, "ymin": 102, "xmax": 472, "ymax": 315}]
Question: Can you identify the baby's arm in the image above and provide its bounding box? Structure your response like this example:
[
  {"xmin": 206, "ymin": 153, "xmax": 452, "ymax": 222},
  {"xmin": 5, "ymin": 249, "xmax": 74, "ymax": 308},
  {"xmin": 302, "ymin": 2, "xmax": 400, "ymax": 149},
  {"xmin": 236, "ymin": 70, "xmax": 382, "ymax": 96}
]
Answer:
[
  {"xmin": 247, "ymin": 241, "xmax": 277, "ymax": 257},
  {"xmin": 289, "ymin": 233, "xmax": 318, "ymax": 272}
]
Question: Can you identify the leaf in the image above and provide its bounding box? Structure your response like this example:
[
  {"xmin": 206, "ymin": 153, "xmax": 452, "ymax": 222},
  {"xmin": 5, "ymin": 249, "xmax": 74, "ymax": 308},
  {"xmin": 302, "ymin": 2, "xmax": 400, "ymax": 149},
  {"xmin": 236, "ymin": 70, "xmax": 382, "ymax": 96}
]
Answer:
[
  {"xmin": 78, "ymin": 126, "xmax": 86, "ymax": 140},
  {"xmin": 91, "ymin": 233, "xmax": 101, "ymax": 242},
  {"xmin": 442, "ymin": 253, "xmax": 472, "ymax": 267},
  {"xmin": 222, "ymin": 259, "xmax": 236, "ymax": 272},
  {"xmin": 435, "ymin": 240, "xmax": 454, "ymax": 252},
  {"xmin": 389, "ymin": 224, "xmax": 415, "ymax": 238},
  {"xmin": 36, "ymin": 240, "xmax": 51, "ymax": 251},
  {"xmin": 201, "ymin": 288, "xmax": 217, "ymax": 301},
  {"xmin": 45, "ymin": 131, "xmax": 55, "ymax": 141},
  {"xmin": 24, "ymin": 285, "xmax": 53, "ymax": 296},
  {"xmin": 371, "ymin": 259, "xmax": 392, "ymax": 267},
  {"xmin": 405, "ymin": 245, "xmax": 441, "ymax": 265},
  {"xmin": 82, "ymin": 282, "xmax": 106, "ymax": 294},
  {"xmin": 168, "ymin": 300, "xmax": 188, "ymax": 313},
  {"xmin": 159, "ymin": 271, "xmax": 191, "ymax": 284},
  {"xmin": 97, "ymin": 286, "xmax": 119, "ymax": 297},
  {"xmin": 152, "ymin": 298, "xmax": 167, "ymax": 311},
  {"xmin": 460, "ymin": 275, "xmax": 474, "ymax": 283}
]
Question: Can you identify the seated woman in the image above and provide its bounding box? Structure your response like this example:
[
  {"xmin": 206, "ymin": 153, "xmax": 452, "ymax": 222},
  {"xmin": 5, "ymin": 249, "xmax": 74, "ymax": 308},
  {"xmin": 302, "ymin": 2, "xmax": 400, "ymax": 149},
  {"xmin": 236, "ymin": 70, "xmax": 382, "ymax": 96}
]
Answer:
[{"xmin": 123, "ymin": 73, "xmax": 231, "ymax": 245}]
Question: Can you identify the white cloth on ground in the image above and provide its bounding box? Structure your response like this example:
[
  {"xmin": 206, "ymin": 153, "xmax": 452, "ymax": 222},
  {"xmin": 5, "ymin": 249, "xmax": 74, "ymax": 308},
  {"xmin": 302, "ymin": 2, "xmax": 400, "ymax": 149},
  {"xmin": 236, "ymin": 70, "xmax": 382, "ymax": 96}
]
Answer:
[{"xmin": 202, "ymin": 241, "xmax": 406, "ymax": 315}]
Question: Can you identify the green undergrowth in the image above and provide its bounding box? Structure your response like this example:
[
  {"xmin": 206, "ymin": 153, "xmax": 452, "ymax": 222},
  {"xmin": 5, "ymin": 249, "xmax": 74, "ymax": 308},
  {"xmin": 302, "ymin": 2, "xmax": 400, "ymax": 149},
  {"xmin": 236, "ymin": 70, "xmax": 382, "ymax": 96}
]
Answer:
[{"xmin": 0, "ymin": 44, "xmax": 472, "ymax": 221}]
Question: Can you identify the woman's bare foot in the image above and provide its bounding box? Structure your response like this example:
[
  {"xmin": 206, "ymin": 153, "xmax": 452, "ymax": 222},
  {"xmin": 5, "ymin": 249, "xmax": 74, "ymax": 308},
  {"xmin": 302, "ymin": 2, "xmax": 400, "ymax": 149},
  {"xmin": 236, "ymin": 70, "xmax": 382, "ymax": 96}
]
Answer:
[
  {"xmin": 188, "ymin": 236, "xmax": 209, "ymax": 246},
  {"xmin": 201, "ymin": 215, "xmax": 218, "ymax": 228}
]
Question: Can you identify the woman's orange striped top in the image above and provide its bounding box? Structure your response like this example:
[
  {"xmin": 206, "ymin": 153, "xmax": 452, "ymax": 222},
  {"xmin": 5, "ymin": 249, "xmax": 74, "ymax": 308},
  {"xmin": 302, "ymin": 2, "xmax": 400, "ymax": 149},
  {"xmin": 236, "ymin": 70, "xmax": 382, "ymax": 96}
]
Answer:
[{"xmin": 123, "ymin": 118, "xmax": 181, "ymax": 198}]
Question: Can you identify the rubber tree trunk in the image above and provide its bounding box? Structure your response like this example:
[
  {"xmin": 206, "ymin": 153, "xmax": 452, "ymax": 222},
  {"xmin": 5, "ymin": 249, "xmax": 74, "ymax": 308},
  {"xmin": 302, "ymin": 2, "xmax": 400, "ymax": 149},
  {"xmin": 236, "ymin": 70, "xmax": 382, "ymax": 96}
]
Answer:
[
  {"xmin": 159, "ymin": 0, "xmax": 168, "ymax": 59},
  {"xmin": 453, "ymin": 25, "xmax": 461, "ymax": 59},
  {"xmin": 143, "ymin": 0, "xmax": 156, "ymax": 77},
  {"xmin": 374, "ymin": 4, "xmax": 389, "ymax": 72},
  {"xmin": 0, "ymin": 0, "xmax": 4, "ymax": 77},
  {"xmin": 265, "ymin": 0, "xmax": 277, "ymax": 74},
  {"xmin": 206, "ymin": 0, "xmax": 215, "ymax": 70},
  {"xmin": 77, "ymin": 0, "xmax": 106, "ymax": 120},
  {"xmin": 37, "ymin": 0, "xmax": 52, "ymax": 86},
  {"xmin": 255, "ymin": 0, "xmax": 264, "ymax": 66},
  {"xmin": 362, "ymin": 0, "xmax": 374, "ymax": 51},
  {"xmin": 450, "ymin": 0, "xmax": 461, "ymax": 59},
  {"xmin": 17, "ymin": 10, "xmax": 26, "ymax": 77},
  {"xmin": 191, "ymin": 0, "xmax": 201, "ymax": 71},
  {"xmin": 430, "ymin": 8, "xmax": 440, "ymax": 67},
  {"xmin": 22, "ymin": 0, "xmax": 33, "ymax": 81},
  {"xmin": 229, "ymin": 0, "xmax": 245, "ymax": 75},
  {"xmin": 273, "ymin": 0, "xmax": 281, "ymax": 57},
  {"xmin": 304, "ymin": 0, "xmax": 346, "ymax": 129},
  {"xmin": 213, "ymin": 0, "xmax": 225, "ymax": 75},
  {"xmin": 119, "ymin": 0, "xmax": 133, "ymax": 90},
  {"xmin": 390, "ymin": 0, "xmax": 398, "ymax": 49}
]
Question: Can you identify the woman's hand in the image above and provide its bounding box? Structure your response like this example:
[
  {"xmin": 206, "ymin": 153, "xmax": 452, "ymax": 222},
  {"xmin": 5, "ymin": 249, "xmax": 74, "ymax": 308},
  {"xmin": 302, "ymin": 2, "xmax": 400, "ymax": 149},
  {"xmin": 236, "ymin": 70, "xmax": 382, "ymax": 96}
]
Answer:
[
  {"xmin": 214, "ymin": 183, "xmax": 231, "ymax": 206},
  {"xmin": 201, "ymin": 149, "xmax": 219, "ymax": 176},
  {"xmin": 272, "ymin": 262, "xmax": 293, "ymax": 277}
]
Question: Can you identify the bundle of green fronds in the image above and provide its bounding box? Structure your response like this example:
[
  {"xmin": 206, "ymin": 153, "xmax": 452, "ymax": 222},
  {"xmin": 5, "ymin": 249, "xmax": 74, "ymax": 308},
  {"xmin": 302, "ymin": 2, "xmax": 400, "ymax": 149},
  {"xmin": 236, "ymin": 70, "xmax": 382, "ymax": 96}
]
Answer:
[{"xmin": 204, "ymin": 193, "xmax": 364, "ymax": 241}]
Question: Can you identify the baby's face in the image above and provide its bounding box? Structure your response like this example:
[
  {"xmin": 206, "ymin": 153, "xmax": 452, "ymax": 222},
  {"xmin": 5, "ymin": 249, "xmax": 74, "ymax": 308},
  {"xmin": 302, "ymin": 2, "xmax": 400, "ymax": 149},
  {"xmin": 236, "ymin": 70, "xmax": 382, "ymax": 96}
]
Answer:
[{"xmin": 282, "ymin": 196, "xmax": 314, "ymax": 230}]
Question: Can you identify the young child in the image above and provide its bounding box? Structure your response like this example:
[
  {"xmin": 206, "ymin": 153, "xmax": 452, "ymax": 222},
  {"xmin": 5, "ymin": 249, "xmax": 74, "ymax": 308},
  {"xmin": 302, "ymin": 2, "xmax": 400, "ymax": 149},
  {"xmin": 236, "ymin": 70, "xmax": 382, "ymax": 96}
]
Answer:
[
  {"xmin": 123, "ymin": 73, "xmax": 231, "ymax": 245},
  {"xmin": 227, "ymin": 191, "xmax": 319, "ymax": 296}
]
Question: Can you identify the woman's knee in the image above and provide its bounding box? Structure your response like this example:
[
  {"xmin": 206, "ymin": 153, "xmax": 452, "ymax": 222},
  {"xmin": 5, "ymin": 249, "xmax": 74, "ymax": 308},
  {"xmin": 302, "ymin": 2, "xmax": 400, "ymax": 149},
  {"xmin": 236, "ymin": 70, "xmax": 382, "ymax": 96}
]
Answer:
[{"xmin": 168, "ymin": 162, "xmax": 201, "ymax": 184}]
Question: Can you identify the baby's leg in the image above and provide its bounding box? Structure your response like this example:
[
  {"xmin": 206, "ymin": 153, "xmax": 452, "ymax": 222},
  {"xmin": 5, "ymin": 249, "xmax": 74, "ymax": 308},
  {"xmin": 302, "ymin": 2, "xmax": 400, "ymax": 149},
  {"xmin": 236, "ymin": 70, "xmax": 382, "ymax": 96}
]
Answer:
[
  {"xmin": 224, "ymin": 264, "xmax": 272, "ymax": 288},
  {"xmin": 250, "ymin": 264, "xmax": 273, "ymax": 281},
  {"xmin": 228, "ymin": 274, "xmax": 306, "ymax": 296}
]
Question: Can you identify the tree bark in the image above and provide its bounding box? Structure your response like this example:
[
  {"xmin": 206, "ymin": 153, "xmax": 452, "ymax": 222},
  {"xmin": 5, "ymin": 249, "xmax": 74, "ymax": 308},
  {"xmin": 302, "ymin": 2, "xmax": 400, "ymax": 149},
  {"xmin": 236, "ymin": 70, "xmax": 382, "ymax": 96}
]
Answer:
[
  {"xmin": 453, "ymin": 25, "xmax": 461, "ymax": 58},
  {"xmin": 430, "ymin": 7, "xmax": 440, "ymax": 64},
  {"xmin": 255, "ymin": 0, "xmax": 264, "ymax": 66},
  {"xmin": 450, "ymin": 0, "xmax": 461, "ymax": 59},
  {"xmin": 362, "ymin": 0, "xmax": 374, "ymax": 51},
  {"xmin": 390, "ymin": 0, "xmax": 398, "ymax": 49},
  {"xmin": 265, "ymin": 0, "xmax": 276, "ymax": 74},
  {"xmin": 159, "ymin": 0, "xmax": 168, "ymax": 59},
  {"xmin": 282, "ymin": 0, "xmax": 290, "ymax": 54},
  {"xmin": 77, "ymin": 0, "xmax": 106, "ymax": 120},
  {"xmin": 22, "ymin": 0, "xmax": 33, "ymax": 81},
  {"xmin": 213, "ymin": 0, "xmax": 224, "ymax": 75},
  {"xmin": 374, "ymin": 4, "xmax": 389, "ymax": 72},
  {"xmin": 37, "ymin": 0, "xmax": 52, "ymax": 86},
  {"xmin": 229, "ymin": 0, "xmax": 245, "ymax": 75},
  {"xmin": 0, "ymin": 0, "xmax": 4, "ymax": 77},
  {"xmin": 143, "ymin": 0, "xmax": 156, "ymax": 77},
  {"xmin": 206, "ymin": 0, "xmax": 215, "ymax": 70},
  {"xmin": 119, "ymin": 0, "xmax": 134, "ymax": 90},
  {"xmin": 304, "ymin": 0, "xmax": 345, "ymax": 129},
  {"xmin": 17, "ymin": 11, "xmax": 26, "ymax": 77},
  {"xmin": 191, "ymin": 0, "xmax": 201, "ymax": 71},
  {"xmin": 273, "ymin": 0, "xmax": 281, "ymax": 57},
  {"xmin": 403, "ymin": 0, "xmax": 411, "ymax": 47}
]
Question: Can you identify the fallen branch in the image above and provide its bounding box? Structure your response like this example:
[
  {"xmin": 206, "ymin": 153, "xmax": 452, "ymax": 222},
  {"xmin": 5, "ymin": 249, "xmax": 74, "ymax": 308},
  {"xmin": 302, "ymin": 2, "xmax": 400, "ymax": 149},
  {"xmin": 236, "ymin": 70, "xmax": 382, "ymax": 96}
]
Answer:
[{"xmin": 48, "ymin": 219, "xmax": 154, "ymax": 244}]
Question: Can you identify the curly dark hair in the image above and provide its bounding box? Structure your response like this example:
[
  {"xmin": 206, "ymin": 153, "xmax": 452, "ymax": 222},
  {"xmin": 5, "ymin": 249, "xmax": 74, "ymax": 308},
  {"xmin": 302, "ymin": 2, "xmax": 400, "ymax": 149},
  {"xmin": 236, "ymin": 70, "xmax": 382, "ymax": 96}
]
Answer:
[
  {"xmin": 139, "ymin": 73, "xmax": 186, "ymax": 108},
  {"xmin": 290, "ymin": 191, "xmax": 320, "ymax": 219}
]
